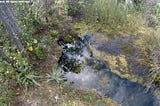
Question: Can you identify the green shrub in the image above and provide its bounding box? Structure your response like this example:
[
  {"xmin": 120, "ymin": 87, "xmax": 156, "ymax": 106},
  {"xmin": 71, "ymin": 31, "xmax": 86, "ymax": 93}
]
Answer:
[{"xmin": 35, "ymin": 45, "xmax": 47, "ymax": 60}]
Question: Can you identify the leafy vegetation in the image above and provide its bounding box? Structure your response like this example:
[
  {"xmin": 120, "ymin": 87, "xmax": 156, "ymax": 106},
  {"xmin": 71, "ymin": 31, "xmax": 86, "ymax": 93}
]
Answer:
[
  {"xmin": 50, "ymin": 29, "xmax": 59, "ymax": 36},
  {"xmin": 0, "ymin": 83, "xmax": 14, "ymax": 106},
  {"xmin": 16, "ymin": 58, "xmax": 41, "ymax": 89},
  {"xmin": 46, "ymin": 65, "xmax": 65, "ymax": 83},
  {"xmin": 0, "ymin": 0, "xmax": 160, "ymax": 105},
  {"xmin": 35, "ymin": 45, "xmax": 47, "ymax": 60}
]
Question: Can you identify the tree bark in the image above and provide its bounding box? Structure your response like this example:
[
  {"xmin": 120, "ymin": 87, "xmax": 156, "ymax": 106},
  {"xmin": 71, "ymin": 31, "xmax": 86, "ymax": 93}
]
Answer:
[
  {"xmin": 0, "ymin": 0, "xmax": 24, "ymax": 51},
  {"xmin": 0, "ymin": 9, "xmax": 24, "ymax": 51},
  {"xmin": 2, "ymin": 2, "xmax": 23, "ymax": 40}
]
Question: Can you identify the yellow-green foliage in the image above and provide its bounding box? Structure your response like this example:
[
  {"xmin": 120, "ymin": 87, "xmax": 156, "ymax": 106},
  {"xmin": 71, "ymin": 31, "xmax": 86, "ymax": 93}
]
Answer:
[
  {"xmin": 35, "ymin": 45, "xmax": 47, "ymax": 59},
  {"xmin": 85, "ymin": 0, "xmax": 142, "ymax": 33},
  {"xmin": 89, "ymin": 44, "xmax": 144, "ymax": 83},
  {"xmin": 50, "ymin": 29, "xmax": 58, "ymax": 36},
  {"xmin": 73, "ymin": 64, "xmax": 82, "ymax": 73}
]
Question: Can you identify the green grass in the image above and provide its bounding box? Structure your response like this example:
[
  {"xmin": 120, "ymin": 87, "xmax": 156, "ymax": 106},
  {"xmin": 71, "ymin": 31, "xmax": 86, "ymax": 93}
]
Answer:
[
  {"xmin": 84, "ymin": 0, "xmax": 143, "ymax": 34},
  {"xmin": 0, "ymin": 83, "xmax": 14, "ymax": 106},
  {"xmin": 46, "ymin": 65, "xmax": 65, "ymax": 83},
  {"xmin": 143, "ymin": 28, "xmax": 160, "ymax": 87}
]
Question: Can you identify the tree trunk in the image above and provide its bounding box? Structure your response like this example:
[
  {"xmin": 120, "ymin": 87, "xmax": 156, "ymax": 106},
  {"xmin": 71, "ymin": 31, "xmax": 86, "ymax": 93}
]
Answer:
[
  {"xmin": 0, "ymin": 0, "xmax": 24, "ymax": 51},
  {"xmin": 2, "ymin": 2, "xmax": 23, "ymax": 40}
]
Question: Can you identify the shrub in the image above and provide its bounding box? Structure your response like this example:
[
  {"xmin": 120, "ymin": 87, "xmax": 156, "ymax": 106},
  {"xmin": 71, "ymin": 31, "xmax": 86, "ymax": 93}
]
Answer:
[{"xmin": 35, "ymin": 45, "xmax": 47, "ymax": 60}]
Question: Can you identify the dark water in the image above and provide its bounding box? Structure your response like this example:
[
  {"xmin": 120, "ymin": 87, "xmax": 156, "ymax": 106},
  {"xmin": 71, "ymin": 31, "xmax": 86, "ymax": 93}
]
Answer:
[{"xmin": 58, "ymin": 34, "xmax": 159, "ymax": 106}]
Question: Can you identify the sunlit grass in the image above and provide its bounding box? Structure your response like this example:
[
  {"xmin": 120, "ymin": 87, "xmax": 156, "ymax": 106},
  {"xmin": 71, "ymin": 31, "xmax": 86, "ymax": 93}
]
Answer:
[{"xmin": 84, "ymin": 0, "xmax": 144, "ymax": 34}]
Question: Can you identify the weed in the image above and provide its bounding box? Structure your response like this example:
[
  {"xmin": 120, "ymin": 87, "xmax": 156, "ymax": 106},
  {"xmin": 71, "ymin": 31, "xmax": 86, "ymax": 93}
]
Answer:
[
  {"xmin": 50, "ymin": 29, "xmax": 58, "ymax": 36},
  {"xmin": 16, "ymin": 58, "xmax": 41, "ymax": 89},
  {"xmin": 46, "ymin": 66, "xmax": 65, "ymax": 83},
  {"xmin": 40, "ymin": 36, "xmax": 53, "ymax": 45},
  {"xmin": 35, "ymin": 45, "xmax": 47, "ymax": 60}
]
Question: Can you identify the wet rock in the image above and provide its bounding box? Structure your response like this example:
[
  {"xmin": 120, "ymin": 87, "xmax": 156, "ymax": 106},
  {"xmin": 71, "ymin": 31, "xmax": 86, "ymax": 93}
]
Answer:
[{"xmin": 58, "ymin": 34, "xmax": 92, "ymax": 73}]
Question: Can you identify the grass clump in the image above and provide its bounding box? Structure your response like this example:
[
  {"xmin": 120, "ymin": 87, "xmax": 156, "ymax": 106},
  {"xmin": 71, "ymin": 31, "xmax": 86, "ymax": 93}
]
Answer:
[
  {"xmin": 84, "ymin": 0, "xmax": 143, "ymax": 33},
  {"xmin": 143, "ymin": 28, "xmax": 160, "ymax": 87},
  {"xmin": 46, "ymin": 65, "xmax": 65, "ymax": 83},
  {"xmin": 16, "ymin": 58, "xmax": 41, "ymax": 89}
]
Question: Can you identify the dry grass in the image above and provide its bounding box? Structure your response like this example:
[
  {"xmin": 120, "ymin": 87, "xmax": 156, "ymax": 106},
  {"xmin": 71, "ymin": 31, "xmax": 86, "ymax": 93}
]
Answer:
[{"xmin": 84, "ymin": 0, "xmax": 143, "ymax": 34}]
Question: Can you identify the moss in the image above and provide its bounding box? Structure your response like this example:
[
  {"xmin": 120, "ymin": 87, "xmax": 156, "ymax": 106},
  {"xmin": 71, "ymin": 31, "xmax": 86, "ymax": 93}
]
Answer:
[
  {"xmin": 58, "ymin": 34, "xmax": 80, "ymax": 44},
  {"xmin": 117, "ymin": 55, "xmax": 128, "ymax": 72},
  {"xmin": 64, "ymin": 35, "xmax": 75, "ymax": 43},
  {"xmin": 104, "ymin": 97, "xmax": 120, "ymax": 106},
  {"xmin": 73, "ymin": 64, "xmax": 82, "ymax": 73},
  {"xmin": 89, "ymin": 45, "xmax": 144, "ymax": 83}
]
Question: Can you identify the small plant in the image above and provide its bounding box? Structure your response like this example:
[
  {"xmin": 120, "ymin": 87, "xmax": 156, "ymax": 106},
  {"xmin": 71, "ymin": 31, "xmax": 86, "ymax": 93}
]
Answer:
[
  {"xmin": 50, "ymin": 29, "xmax": 58, "ymax": 36},
  {"xmin": 17, "ymin": 70, "xmax": 41, "ymax": 89},
  {"xmin": 46, "ymin": 66, "xmax": 65, "ymax": 83},
  {"xmin": 16, "ymin": 58, "xmax": 41, "ymax": 89},
  {"xmin": 40, "ymin": 36, "xmax": 53, "ymax": 45},
  {"xmin": 67, "ymin": 0, "xmax": 84, "ymax": 17},
  {"xmin": 35, "ymin": 45, "xmax": 47, "ymax": 59}
]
